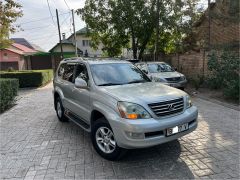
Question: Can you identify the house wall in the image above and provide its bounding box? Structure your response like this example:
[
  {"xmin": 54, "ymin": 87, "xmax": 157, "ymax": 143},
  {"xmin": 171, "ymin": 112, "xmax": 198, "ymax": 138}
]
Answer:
[
  {"xmin": 194, "ymin": 1, "xmax": 239, "ymax": 47},
  {"xmin": 0, "ymin": 49, "xmax": 26, "ymax": 70},
  {"xmin": 69, "ymin": 35, "xmax": 104, "ymax": 57},
  {"xmin": 52, "ymin": 44, "xmax": 75, "ymax": 52}
]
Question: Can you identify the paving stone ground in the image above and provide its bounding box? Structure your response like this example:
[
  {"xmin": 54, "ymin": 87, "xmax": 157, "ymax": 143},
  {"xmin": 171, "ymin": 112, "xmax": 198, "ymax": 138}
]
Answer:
[{"xmin": 0, "ymin": 83, "xmax": 239, "ymax": 180}]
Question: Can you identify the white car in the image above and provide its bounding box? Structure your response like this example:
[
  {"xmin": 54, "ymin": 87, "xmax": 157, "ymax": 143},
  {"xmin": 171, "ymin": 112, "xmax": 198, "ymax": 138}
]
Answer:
[{"xmin": 136, "ymin": 62, "xmax": 187, "ymax": 89}]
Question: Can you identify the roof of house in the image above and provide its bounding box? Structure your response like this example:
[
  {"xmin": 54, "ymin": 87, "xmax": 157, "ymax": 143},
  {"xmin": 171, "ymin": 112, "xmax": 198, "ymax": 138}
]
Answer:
[
  {"xmin": 49, "ymin": 40, "xmax": 82, "ymax": 53},
  {"xmin": 12, "ymin": 43, "xmax": 37, "ymax": 53},
  {"xmin": 11, "ymin": 38, "xmax": 45, "ymax": 52},
  {"xmin": 76, "ymin": 27, "xmax": 90, "ymax": 35},
  {"xmin": 11, "ymin": 38, "xmax": 34, "ymax": 49},
  {"xmin": 5, "ymin": 48, "xmax": 24, "ymax": 55}
]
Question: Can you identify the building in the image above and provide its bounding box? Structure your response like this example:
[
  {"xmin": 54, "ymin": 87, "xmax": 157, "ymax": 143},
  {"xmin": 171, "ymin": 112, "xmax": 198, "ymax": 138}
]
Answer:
[
  {"xmin": 165, "ymin": 0, "xmax": 239, "ymax": 78},
  {"xmin": 49, "ymin": 27, "xmax": 104, "ymax": 57},
  {"xmin": 187, "ymin": 0, "xmax": 239, "ymax": 49},
  {"xmin": 0, "ymin": 43, "xmax": 37, "ymax": 70}
]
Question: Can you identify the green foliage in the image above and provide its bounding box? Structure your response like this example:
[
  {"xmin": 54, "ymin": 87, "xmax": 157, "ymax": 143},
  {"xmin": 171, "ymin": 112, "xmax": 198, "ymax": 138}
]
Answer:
[
  {"xmin": 0, "ymin": 78, "xmax": 19, "ymax": 113},
  {"xmin": 0, "ymin": 70, "xmax": 53, "ymax": 88},
  {"xmin": 0, "ymin": 0, "xmax": 23, "ymax": 49},
  {"xmin": 207, "ymin": 50, "xmax": 240, "ymax": 100},
  {"xmin": 189, "ymin": 74, "xmax": 204, "ymax": 90},
  {"xmin": 78, "ymin": 0, "xmax": 201, "ymax": 58},
  {"xmin": 78, "ymin": 0, "xmax": 156, "ymax": 59}
]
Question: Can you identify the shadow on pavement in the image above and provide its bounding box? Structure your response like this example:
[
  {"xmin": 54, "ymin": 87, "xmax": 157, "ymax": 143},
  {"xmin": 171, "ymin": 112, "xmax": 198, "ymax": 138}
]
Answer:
[{"xmin": 112, "ymin": 140, "xmax": 194, "ymax": 179}]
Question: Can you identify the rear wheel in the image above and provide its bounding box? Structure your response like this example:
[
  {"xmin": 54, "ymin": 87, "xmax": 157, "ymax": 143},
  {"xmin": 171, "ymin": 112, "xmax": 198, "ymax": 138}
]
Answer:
[
  {"xmin": 91, "ymin": 118, "xmax": 126, "ymax": 161},
  {"xmin": 55, "ymin": 97, "xmax": 68, "ymax": 122}
]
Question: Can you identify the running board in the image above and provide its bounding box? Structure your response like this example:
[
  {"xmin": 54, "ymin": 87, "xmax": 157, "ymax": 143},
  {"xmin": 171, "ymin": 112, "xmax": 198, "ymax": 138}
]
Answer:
[{"xmin": 65, "ymin": 110, "xmax": 90, "ymax": 132}]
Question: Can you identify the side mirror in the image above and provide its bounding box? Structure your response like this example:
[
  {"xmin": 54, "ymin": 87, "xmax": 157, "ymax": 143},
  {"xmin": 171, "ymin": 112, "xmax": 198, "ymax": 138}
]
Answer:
[{"xmin": 75, "ymin": 77, "xmax": 88, "ymax": 89}]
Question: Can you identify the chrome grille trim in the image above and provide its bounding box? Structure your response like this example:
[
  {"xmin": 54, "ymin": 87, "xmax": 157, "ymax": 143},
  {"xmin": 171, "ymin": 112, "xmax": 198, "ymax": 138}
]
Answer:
[{"xmin": 148, "ymin": 97, "xmax": 184, "ymax": 117}]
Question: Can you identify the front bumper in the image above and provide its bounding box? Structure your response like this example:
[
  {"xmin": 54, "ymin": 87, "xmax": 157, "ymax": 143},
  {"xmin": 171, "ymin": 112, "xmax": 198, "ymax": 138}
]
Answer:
[
  {"xmin": 110, "ymin": 106, "xmax": 198, "ymax": 149},
  {"xmin": 164, "ymin": 80, "xmax": 187, "ymax": 88}
]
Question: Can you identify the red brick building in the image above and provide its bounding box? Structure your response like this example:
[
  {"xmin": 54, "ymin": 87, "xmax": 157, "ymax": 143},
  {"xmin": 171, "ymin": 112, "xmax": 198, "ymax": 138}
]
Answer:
[
  {"xmin": 168, "ymin": 0, "xmax": 239, "ymax": 78},
  {"xmin": 0, "ymin": 43, "xmax": 36, "ymax": 70}
]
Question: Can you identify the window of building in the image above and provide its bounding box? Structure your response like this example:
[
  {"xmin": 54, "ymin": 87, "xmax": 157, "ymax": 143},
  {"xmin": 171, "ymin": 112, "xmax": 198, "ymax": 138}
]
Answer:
[
  {"xmin": 3, "ymin": 53, "xmax": 8, "ymax": 60},
  {"xmin": 82, "ymin": 40, "xmax": 91, "ymax": 47}
]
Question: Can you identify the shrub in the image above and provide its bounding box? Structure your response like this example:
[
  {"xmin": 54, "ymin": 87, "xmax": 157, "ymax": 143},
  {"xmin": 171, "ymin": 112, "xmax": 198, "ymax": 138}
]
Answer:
[
  {"xmin": 207, "ymin": 50, "xmax": 239, "ymax": 100},
  {"xmin": 0, "ymin": 78, "xmax": 19, "ymax": 113},
  {"xmin": 189, "ymin": 74, "xmax": 204, "ymax": 90},
  {"xmin": 0, "ymin": 70, "xmax": 53, "ymax": 88}
]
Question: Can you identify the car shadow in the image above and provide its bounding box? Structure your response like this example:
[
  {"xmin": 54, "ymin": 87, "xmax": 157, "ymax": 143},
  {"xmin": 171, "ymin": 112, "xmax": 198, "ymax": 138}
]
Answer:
[{"xmin": 112, "ymin": 140, "xmax": 194, "ymax": 179}]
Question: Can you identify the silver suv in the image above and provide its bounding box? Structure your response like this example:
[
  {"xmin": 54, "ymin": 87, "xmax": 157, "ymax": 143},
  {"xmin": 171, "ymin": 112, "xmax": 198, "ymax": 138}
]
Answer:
[
  {"xmin": 136, "ymin": 62, "xmax": 187, "ymax": 89},
  {"xmin": 53, "ymin": 58, "xmax": 198, "ymax": 160}
]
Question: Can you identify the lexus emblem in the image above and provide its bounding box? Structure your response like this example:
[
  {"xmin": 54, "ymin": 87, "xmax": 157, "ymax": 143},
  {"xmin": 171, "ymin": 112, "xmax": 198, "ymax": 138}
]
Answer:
[{"xmin": 168, "ymin": 104, "xmax": 175, "ymax": 110}]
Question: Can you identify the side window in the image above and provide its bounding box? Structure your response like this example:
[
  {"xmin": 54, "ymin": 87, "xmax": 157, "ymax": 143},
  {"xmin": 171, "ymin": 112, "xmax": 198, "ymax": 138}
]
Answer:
[
  {"xmin": 58, "ymin": 63, "xmax": 66, "ymax": 78},
  {"xmin": 74, "ymin": 64, "xmax": 89, "ymax": 83},
  {"xmin": 58, "ymin": 63, "xmax": 75, "ymax": 83}
]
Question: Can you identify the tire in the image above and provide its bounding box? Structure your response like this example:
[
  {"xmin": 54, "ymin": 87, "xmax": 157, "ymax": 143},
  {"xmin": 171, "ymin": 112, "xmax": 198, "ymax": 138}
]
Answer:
[
  {"xmin": 55, "ymin": 97, "xmax": 68, "ymax": 122},
  {"xmin": 91, "ymin": 118, "xmax": 126, "ymax": 161}
]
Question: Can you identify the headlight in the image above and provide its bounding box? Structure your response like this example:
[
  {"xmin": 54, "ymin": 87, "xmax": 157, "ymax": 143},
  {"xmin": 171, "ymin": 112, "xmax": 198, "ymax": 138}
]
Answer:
[
  {"xmin": 117, "ymin": 102, "xmax": 151, "ymax": 119},
  {"xmin": 180, "ymin": 75, "xmax": 186, "ymax": 81},
  {"xmin": 186, "ymin": 95, "xmax": 192, "ymax": 108}
]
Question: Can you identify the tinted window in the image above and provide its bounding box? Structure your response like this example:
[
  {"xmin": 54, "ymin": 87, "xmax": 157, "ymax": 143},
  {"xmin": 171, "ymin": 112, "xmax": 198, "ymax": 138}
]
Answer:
[
  {"xmin": 58, "ymin": 63, "xmax": 75, "ymax": 82},
  {"xmin": 148, "ymin": 63, "xmax": 174, "ymax": 73},
  {"xmin": 90, "ymin": 63, "xmax": 150, "ymax": 86},
  {"xmin": 74, "ymin": 64, "xmax": 89, "ymax": 83}
]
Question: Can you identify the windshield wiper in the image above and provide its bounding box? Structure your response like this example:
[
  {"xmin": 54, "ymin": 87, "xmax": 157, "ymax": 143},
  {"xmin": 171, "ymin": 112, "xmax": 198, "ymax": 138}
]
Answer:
[
  {"xmin": 127, "ymin": 80, "xmax": 147, "ymax": 84},
  {"xmin": 98, "ymin": 83, "xmax": 123, "ymax": 86}
]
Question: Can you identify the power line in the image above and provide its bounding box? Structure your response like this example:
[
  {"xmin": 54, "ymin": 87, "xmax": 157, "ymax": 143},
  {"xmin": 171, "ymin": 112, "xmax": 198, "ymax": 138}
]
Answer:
[
  {"xmin": 17, "ymin": 12, "xmax": 69, "ymax": 25},
  {"xmin": 63, "ymin": 0, "xmax": 71, "ymax": 10},
  {"xmin": 22, "ymin": 24, "xmax": 54, "ymax": 31},
  {"xmin": 47, "ymin": 0, "xmax": 56, "ymax": 26}
]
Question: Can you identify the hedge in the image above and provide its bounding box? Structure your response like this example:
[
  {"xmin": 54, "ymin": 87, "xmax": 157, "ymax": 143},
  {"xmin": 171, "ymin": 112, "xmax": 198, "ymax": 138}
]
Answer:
[
  {"xmin": 0, "ymin": 70, "xmax": 53, "ymax": 88},
  {"xmin": 0, "ymin": 78, "xmax": 19, "ymax": 113}
]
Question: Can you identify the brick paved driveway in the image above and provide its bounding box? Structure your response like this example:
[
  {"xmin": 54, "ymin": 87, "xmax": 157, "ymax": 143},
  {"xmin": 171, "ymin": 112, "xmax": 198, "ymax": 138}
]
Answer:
[{"xmin": 0, "ymin": 83, "xmax": 239, "ymax": 179}]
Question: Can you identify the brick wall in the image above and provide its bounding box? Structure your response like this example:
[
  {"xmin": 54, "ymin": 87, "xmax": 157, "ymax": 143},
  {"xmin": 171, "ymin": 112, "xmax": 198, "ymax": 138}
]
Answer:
[
  {"xmin": 194, "ymin": 1, "xmax": 239, "ymax": 48},
  {"xmin": 165, "ymin": 50, "xmax": 209, "ymax": 78}
]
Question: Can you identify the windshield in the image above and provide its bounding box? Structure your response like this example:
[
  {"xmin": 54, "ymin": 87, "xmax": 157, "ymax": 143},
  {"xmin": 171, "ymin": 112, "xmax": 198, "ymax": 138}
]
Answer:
[
  {"xmin": 148, "ymin": 63, "xmax": 174, "ymax": 73},
  {"xmin": 90, "ymin": 63, "xmax": 151, "ymax": 86}
]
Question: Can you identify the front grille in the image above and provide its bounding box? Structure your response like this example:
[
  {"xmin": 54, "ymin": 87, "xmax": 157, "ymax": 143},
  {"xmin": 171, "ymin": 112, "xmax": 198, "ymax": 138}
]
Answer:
[
  {"xmin": 148, "ymin": 97, "xmax": 184, "ymax": 117},
  {"xmin": 165, "ymin": 77, "xmax": 181, "ymax": 82}
]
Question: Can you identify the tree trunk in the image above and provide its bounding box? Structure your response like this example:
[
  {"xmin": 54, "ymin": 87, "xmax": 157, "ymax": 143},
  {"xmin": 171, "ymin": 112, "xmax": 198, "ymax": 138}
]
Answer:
[{"xmin": 131, "ymin": 35, "xmax": 137, "ymax": 59}]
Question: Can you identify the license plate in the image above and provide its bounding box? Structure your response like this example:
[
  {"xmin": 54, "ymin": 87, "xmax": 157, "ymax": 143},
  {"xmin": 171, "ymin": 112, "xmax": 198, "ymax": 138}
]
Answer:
[{"xmin": 166, "ymin": 123, "xmax": 189, "ymax": 136}]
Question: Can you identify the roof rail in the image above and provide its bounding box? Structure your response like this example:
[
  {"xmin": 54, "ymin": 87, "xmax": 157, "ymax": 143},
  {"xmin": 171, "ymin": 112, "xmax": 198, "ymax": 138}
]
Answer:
[{"xmin": 63, "ymin": 57, "xmax": 83, "ymax": 61}]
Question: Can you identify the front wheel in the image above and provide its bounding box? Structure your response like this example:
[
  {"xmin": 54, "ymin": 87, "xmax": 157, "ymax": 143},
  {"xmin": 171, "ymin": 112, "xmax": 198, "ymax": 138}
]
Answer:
[
  {"xmin": 55, "ymin": 97, "xmax": 68, "ymax": 122},
  {"xmin": 91, "ymin": 118, "xmax": 126, "ymax": 161}
]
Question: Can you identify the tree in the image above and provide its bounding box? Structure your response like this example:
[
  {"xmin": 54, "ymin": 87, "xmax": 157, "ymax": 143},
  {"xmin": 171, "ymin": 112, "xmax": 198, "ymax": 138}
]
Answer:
[
  {"xmin": 147, "ymin": 0, "xmax": 202, "ymax": 55},
  {"xmin": 78, "ymin": 0, "xmax": 201, "ymax": 59},
  {"xmin": 77, "ymin": 0, "xmax": 156, "ymax": 59},
  {"xmin": 0, "ymin": 0, "xmax": 23, "ymax": 49}
]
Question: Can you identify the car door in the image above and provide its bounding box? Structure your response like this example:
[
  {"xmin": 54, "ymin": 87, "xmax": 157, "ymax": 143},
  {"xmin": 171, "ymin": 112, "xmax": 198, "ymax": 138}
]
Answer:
[
  {"xmin": 58, "ymin": 63, "xmax": 76, "ymax": 110},
  {"xmin": 70, "ymin": 63, "xmax": 91, "ymax": 122}
]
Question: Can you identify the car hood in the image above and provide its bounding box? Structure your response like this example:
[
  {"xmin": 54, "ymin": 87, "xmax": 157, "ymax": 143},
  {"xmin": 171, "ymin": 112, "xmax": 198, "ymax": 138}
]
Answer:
[
  {"xmin": 99, "ymin": 82, "xmax": 186, "ymax": 104},
  {"xmin": 150, "ymin": 71, "xmax": 183, "ymax": 79}
]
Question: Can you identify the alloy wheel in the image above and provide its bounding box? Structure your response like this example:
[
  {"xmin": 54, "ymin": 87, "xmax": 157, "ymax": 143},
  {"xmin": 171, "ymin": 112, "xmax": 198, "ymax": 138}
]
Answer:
[{"xmin": 95, "ymin": 127, "xmax": 116, "ymax": 154}]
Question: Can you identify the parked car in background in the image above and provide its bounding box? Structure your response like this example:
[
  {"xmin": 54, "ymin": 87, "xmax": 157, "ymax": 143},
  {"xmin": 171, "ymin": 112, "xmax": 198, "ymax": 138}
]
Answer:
[
  {"xmin": 53, "ymin": 58, "xmax": 198, "ymax": 160},
  {"xmin": 136, "ymin": 62, "xmax": 187, "ymax": 90}
]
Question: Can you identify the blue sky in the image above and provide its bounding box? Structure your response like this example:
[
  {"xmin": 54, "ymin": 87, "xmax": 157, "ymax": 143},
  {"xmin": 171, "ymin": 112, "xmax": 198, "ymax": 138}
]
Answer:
[
  {"xmin": 11, "ymin": 0, "xmax": 208, "ymax": 52},
  {"xmin": 12, "ymin": 0, "xmax": 86, "ymax": 51}
]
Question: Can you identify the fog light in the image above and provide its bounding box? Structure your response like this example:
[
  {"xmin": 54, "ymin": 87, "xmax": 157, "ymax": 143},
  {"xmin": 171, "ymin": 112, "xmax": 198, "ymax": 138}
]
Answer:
[{"xmin": 125, "ymin": 132, "xmax": 145, "ymax": 139}]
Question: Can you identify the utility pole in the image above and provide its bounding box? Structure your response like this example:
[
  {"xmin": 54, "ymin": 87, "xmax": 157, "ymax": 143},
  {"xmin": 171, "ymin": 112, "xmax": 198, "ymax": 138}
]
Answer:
[
  {"xmin": 208, "ymin": 0, "xmax": 211, "ymax": 49},
  {"xmin": 154, "ymin": 0, "xmax": 160, "ymax": 61},
  {"xmin": 56, "ymin": 9, "xmax": 63, "ymax": 59},
  {"xmin": 72, "ymin": 9, "xmax": 78, "ymax": 57}
]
